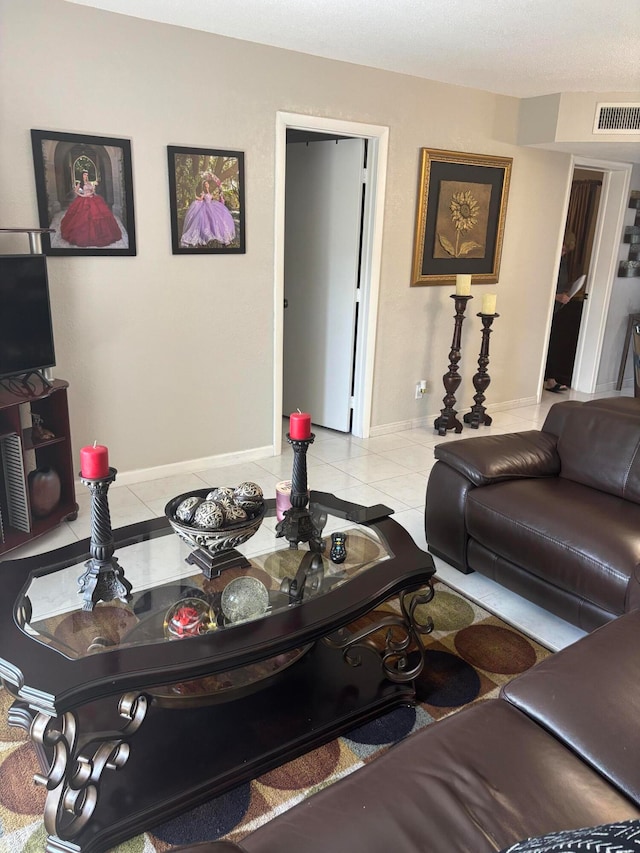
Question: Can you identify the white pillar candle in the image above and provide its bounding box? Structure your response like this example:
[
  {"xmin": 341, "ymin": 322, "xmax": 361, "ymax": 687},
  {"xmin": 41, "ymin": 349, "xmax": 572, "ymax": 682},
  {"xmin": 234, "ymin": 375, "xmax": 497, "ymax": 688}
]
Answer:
[
  {"xmin": 455, "ymin": 274, "xmax": 472, "ymax": 296},
  {"xmin": 481, "ymin": 293, "xmax": 497, "ymax": 314}
]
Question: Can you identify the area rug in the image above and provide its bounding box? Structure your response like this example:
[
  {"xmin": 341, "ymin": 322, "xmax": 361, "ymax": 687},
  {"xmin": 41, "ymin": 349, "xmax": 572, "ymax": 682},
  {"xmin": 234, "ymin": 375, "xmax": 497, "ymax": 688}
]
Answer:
[{"xmin": 0, "ymin": 580, "xmax": 551, "ymax": 852}]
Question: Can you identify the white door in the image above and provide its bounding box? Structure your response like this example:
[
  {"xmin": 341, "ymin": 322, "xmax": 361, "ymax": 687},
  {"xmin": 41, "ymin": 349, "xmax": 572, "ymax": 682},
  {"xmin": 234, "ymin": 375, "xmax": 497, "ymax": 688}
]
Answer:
[{"xmin": 283, "ymin": 137, "xmax": 365, "ymax": 432}]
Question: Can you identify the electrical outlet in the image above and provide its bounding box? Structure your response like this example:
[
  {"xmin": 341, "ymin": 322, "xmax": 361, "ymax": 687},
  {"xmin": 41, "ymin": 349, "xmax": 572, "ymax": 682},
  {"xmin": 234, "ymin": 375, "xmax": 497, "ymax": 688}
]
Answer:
[{"xmin": 415, "ymin": 380, "xmax": 428, "ymax": 399}]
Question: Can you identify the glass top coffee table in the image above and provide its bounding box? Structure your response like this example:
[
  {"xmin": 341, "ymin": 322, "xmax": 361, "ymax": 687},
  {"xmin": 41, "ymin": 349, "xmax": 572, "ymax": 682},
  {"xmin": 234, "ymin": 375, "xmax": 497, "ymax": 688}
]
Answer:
[{"xmin": 0, "ymin": 491, "xmax": 435, "ymax": 853}]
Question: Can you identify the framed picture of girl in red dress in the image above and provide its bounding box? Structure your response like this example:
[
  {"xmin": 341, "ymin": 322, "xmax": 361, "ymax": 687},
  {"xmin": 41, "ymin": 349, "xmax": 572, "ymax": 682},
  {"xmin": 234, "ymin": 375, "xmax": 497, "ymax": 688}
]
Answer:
[
  {"xmin": 31, "ymin": 130, "xmax": 136, "ymax": 256},
  {"xmin": 168, "ymin": 146, "xmax": 245, "ymax": 254}
]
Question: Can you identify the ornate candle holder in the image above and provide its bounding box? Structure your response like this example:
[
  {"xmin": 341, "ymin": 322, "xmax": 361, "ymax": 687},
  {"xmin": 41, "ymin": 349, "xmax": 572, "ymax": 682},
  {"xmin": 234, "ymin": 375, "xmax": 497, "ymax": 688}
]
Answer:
[
  {"xmin": 77, "ymin": 467, "xmax": 132, "ymax": 611},
  {"xmin": 434, "ymin": 294, "xmax": 473, "ymax": 436},
  {"xmin": 275, "ymin": 433, "xmax": 324, "ymax": 551},
  {"xmin": 464, "ymin": 312, "xmax": 500, "ymax": 428}
]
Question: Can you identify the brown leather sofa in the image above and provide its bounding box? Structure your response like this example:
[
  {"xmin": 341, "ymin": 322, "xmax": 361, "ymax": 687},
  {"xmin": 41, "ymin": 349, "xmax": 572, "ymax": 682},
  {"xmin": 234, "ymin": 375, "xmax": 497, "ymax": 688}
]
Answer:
[
  {"xmin": 172, "ymin": 609, "xmax": 640, "ymax": 853},
  {"xmin": 425, "ymin": 397, "xmax": 640, "ymax": 632}
]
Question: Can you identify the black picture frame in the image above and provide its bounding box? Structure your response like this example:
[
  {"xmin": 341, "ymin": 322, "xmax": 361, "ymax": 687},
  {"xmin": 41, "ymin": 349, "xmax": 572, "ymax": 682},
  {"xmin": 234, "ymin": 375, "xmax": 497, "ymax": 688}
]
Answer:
[
  {"xmin": 168, "ymin": 146, "xmax": 245, "ymax": 254},
  {"xmin": 30, "ymin": 129, "xmax": 136, "ymax": 256},
  {"xmin": 411, "ymin": 148, "xmax": 512, "ymax": 286}
]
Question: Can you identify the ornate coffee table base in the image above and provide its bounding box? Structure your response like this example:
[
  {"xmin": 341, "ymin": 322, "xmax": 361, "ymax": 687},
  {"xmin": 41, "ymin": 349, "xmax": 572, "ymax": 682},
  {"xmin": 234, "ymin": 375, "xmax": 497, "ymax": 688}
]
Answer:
[{"xmin": 8, "ymin": 584, "xmax": 435, "ymax": 853}]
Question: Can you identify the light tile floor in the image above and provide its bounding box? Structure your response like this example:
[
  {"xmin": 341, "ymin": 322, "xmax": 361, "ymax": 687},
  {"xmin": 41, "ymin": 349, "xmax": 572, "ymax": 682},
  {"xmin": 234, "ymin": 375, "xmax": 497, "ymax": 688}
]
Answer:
[{"xmin": 5, "ymin": 388, "xmax": 632, "ymax": 652}]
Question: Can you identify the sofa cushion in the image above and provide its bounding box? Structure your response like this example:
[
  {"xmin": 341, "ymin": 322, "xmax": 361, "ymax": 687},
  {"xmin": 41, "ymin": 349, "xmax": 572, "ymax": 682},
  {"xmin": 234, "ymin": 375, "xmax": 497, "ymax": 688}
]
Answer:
[
  {"xmin": 465, "ymin": 477, "xmax": 640, "ymax": 615},
  {"xmin": 498, "ymin": 820, "xmax": 640, "ymax": 853},
  {"xmin": 238, "ymin": 700, "xmax": 639, "ymax": 853},
  {"xmin": 557, "ymin": 407, "xmax": 640, "ymax": 504},
  {"xmin": 502, "ymin": 611, "xmax": 640, "ymax": 805}
]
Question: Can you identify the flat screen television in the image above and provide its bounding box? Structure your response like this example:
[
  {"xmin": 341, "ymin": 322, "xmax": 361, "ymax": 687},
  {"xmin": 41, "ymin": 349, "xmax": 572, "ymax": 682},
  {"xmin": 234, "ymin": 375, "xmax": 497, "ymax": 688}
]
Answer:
[{"xmin": 0, "ymin": 254, "xmax": 56, "ymax": 380}]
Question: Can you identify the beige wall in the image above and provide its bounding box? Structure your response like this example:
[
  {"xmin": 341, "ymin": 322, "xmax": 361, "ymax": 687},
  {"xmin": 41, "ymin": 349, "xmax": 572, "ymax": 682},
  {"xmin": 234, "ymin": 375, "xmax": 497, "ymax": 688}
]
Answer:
[{"xmin": 0, "ymin": 0, "xmax": 573, "ymax": 477}]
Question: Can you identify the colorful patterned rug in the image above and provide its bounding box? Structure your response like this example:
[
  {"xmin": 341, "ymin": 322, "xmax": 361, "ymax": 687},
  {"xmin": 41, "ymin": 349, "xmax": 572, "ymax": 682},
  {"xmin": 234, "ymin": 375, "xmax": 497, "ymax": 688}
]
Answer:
[{"xmin": 0, "ymin": 580, "xmax": 551, "ymax": 852}]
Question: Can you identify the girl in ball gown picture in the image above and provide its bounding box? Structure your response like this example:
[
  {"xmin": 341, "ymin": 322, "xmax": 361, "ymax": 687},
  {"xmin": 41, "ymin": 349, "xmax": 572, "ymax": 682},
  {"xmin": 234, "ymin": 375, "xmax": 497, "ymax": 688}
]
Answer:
[
  {"xmin": 60, "ymin": 170, "xmax": 122, "ymax": 248},
  {"xmin": 180, "ymin": 177, "xmax": 236, "ymax": 248}
]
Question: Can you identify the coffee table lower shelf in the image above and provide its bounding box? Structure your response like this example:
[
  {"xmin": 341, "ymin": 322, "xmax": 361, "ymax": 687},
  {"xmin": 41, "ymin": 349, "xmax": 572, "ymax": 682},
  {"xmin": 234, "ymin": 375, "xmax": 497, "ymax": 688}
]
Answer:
[{"xmin": 17, "ymin": 637, "xmax": 419, "ymax": 853}]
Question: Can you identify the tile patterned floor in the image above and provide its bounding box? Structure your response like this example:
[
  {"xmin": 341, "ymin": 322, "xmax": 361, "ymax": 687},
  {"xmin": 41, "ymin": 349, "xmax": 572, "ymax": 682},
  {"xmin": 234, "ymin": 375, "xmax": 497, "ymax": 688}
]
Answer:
[{"xmin": 4, "ymin": 388, "xmax": 631, "ymax": 651}]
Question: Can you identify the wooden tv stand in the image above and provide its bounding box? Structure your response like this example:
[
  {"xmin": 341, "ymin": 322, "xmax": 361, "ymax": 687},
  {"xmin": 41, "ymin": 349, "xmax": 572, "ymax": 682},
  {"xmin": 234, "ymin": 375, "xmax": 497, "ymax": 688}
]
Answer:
[{"xmin": 0, "ymin": 378, "xmax": 78, "ymax": 556}]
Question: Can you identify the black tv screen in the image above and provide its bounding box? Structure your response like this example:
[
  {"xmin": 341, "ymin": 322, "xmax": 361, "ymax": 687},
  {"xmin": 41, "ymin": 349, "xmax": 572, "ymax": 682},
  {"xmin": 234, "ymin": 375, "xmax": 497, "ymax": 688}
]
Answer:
[{"xmin": 0, "ymin": 255, "xmax": 56, "ymax": 380}]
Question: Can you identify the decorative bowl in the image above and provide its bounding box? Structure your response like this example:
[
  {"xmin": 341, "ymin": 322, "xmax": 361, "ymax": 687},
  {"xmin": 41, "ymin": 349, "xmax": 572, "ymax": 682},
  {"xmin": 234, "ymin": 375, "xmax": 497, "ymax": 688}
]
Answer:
[{"xmin": 165, "ymin": 488, "xmax": 266, "ymax": 556}]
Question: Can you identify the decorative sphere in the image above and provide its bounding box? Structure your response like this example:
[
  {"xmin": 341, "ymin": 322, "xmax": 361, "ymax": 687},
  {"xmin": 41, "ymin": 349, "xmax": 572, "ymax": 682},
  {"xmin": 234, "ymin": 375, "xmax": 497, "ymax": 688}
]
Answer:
[
  {"xmin": 164, "ymin": 598, "xmax": 215, "ymax": 639},
  {"xmin": 193, "ymin": 500, "xmax": 225, "ymax": 529},
  {"xmin": 206, "ymin": 486, "xmax": 235, "ymax": 503},
  {"xmin": 223, "ymin": 503, "xmax": 248, "ymax": 524},
  {"xmin": 221, "ymin": 577, "xmax": 270, "ymax": 624},
  {"xmin": 234, "ymin": 482, "xmax": 264, "ymax": 502},
  {"xmin": 175, "ymin": 496, "xmax": 203, "ymax": 523}
]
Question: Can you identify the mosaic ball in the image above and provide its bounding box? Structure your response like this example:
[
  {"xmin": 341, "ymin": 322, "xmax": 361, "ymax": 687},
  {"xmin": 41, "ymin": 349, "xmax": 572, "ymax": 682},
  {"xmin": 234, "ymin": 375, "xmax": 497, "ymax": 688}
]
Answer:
[
  {"xmin": 223, "ymin": 503, "xmax": 248, "ymax": 525},
  {"xmin": 234, "ymin": 482, "xmax": 264, "ymax": 502},
  {"xmin": 193, "ymin": 500, "xmax": 225, "ymax": 529},
  {"xmin": 235, "ymin": 498, "xmax": 264, "ymax": 515},
  {"xmin": 206, "ymin": 486, "xmax": 235, "ymax": 503},
  {"xmin": 175, "ymin": 496, "xmax": 203, "ymax": 524}
]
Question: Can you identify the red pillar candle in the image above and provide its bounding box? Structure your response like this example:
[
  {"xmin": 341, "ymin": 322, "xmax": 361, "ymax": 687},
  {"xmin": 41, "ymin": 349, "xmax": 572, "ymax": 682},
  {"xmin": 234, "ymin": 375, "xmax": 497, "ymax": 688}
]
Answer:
[
  {"xmin": 289, "ymin": 411, "xmax": 311, "ymax": 439},
  {"xmin": 80, "ymin": 443, "xmax": 109, "ymax": 478}
]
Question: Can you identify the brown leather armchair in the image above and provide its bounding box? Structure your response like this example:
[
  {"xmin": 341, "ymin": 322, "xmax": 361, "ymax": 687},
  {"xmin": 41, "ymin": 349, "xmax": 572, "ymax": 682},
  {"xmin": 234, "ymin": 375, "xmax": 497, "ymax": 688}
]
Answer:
[{"xmin": 425, "ymin": 397, "xmax": 640, "ymax": 631}]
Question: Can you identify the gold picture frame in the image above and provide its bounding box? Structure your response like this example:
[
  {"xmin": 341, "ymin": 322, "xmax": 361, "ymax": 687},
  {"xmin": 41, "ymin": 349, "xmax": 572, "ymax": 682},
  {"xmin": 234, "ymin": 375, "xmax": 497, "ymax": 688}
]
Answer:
[{"xmin": 411, "ymin": 148, "xmax": 512, "ymax": 286}]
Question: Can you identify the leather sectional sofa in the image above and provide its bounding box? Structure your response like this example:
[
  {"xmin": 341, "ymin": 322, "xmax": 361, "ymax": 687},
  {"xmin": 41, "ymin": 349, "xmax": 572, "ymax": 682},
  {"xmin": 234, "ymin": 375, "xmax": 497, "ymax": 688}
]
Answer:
[
  {"xmin": 425, "ymin": 397, "xmax": 640, "ymax": 631},
  {"xmin": 173, "ymin": 609, "xmax": 640, "ymax": 853}
]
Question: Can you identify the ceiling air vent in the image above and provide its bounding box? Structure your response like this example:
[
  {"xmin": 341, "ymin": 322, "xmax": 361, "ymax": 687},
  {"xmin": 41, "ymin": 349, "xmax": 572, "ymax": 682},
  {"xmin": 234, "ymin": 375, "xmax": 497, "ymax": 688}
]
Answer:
[{"xmin": 593, "ymin": 103, "xmax": 640, "ymax": 134}]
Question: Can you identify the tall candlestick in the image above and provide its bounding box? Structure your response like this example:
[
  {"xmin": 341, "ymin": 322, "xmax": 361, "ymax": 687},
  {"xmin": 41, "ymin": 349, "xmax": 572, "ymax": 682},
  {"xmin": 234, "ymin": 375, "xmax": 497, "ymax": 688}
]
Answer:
[
  {"xmin": 455, "ymin": 274, "xmax": 472, "ymax": 296},
  {"xmin": 434, "ymin": 294, "xmax": 473, "ymax": 436},
  {"xmin": 275, "ymin": 431, "xmax": 323, "ymax": 552},
  {"xmin": 80, "ymin": 442, "xmax": 109, "ymax": 479},
  {"xmin": 77, "ymin": 466, "xmax": 132, "ymax": 610},
  {"xmin": 481, "ymin": 293, "xmax": 497, "ymax": 315},
  {"xmin": 464, "ymin": 312, "xmax": 500, "ymax": 429},
  {"xmin": 289, "ymin": 410, "xmax": 311, "ymax": 440}
]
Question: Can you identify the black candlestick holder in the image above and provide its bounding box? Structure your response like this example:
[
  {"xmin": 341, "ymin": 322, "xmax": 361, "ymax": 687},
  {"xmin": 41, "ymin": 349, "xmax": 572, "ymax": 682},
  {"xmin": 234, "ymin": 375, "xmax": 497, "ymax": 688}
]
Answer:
[
  {"xmin": 77, "ymin": 467, "xmax": 132, "ymax": 611},
  {"xmin": 434, "ymin": 294, "xmax": 472, "ymax": 436},
  {"xmin": 275, "ymin": 433, "xmax": 324, "ymax": 551},
  {"xmin": 464, "ymin": 312, "xmax": 500, "ymax": 428}
]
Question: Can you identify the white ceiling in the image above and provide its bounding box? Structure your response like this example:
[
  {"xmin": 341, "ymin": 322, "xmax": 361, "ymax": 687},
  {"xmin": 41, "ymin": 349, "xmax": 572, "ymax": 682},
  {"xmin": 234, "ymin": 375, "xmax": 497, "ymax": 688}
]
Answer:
[
  {"xmin": 66, "ymin": 0, "xmax": 639, "ymax": 98},
  {"xmin": 66, "ymin": 0, "xmax": 640, "ymax": 163}
]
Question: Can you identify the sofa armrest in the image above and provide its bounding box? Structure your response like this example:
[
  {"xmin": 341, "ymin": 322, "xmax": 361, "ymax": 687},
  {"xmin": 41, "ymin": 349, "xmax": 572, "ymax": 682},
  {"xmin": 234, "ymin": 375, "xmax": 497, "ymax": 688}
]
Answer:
[
  {"xmin": 434, "ymin": 430, "xmax": 560, "ymax": 486},
  {"xmin": 170, "ymin": 843, "xmax": 248, "ymax": 852}
]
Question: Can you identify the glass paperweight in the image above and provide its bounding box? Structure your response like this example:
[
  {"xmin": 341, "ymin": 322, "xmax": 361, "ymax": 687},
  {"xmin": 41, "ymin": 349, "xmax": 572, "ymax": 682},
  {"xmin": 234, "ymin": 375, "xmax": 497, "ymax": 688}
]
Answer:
[
  {"xmin": 164, "ymin": 598, "xmax": 215, "ymax": 639},
  {"xmin": 221, "ymin": 577, "xmax": 269, "ymax": 624}
]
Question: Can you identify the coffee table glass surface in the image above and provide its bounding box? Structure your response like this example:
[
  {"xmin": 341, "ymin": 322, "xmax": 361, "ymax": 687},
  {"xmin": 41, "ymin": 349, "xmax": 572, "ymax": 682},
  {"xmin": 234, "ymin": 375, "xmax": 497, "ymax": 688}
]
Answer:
[
  {"xmin": 1, "ymin": 492, "xmax": 434, "ymax": 714},
  {"xmin": 21, "ymin": 496, "xmax": 392, "ymax": 658}
]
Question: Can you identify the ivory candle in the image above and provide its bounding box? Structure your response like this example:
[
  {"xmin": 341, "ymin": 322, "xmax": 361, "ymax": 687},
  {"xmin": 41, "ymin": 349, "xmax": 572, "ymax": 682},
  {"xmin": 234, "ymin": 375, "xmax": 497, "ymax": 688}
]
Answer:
[
  {"xmin": 481, "ymin": 293, "xmax": 497, "ymax": 315},
  {"xmin": 455, "ymin": 274, "xmax": 472, "ymax": 296}
]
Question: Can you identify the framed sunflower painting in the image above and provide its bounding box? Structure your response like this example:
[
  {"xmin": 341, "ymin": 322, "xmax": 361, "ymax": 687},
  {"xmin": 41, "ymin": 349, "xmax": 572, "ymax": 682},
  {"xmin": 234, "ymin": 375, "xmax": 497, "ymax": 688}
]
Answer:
[{"xmin": 410, "ymin": 148, "xmax": 512, "ymax": 286}]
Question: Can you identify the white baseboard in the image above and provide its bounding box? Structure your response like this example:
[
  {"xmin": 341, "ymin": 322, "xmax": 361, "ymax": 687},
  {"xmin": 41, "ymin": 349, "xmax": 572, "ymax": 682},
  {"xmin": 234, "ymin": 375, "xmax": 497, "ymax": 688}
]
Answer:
[
  {"xmin": 76, "ymin": 444, "xmax": 276, "ymax": 489},
  {"xmin": 368, "ymin": 396, "xmax": 539, "ymax": 438}
]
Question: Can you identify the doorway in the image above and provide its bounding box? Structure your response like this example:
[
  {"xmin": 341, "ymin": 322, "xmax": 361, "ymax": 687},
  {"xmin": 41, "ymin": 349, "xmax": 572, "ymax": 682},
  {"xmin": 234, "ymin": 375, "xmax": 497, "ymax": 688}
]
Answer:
[
  {"xmin": 542, "ymin": 157, "xmax": 633, "ymax": 395},
  {"xmin": 545, "ymin": 168, "xmax": 604, "ymax": 388},
  {"xmin": 283, "ymin": 132, "xmax": 365, "ymax": 433},
  {"xmin": 273, "ymin": 112, "xmax": 390, "ymax": 447}
]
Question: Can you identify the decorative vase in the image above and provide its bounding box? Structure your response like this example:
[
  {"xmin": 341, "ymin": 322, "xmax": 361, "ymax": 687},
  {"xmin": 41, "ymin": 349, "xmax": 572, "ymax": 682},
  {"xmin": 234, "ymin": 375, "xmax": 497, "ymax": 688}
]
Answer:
[{"xmin": 28, "ymin": 466, "xmax": 61, "ymax": 518}]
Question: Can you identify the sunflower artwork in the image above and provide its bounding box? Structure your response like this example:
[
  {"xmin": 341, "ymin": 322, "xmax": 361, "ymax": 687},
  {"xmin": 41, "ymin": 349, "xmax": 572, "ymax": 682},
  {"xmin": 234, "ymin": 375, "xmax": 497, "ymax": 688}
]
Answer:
[{"xmin": 433, "ymin": 180, "xmax": 491, "ymax": 260}]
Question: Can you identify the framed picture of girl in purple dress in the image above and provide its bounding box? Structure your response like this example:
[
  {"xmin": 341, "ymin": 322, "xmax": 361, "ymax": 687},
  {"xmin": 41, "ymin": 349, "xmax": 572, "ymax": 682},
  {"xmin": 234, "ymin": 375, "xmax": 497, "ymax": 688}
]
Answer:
[
  {"xmin": 31, "ymin": 130, "xmax": 136, "ymax": 256},
  {"xmin": 168, "ymin": 146, "xmax": 245, "ymax": 254}
]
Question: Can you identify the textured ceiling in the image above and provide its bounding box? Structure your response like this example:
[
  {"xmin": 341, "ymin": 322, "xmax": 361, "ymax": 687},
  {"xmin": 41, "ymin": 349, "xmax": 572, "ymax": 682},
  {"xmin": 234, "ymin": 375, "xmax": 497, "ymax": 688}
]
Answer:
[{"xmin": 66, "ymin": 0, "xmax": 639, "ymax": 98}]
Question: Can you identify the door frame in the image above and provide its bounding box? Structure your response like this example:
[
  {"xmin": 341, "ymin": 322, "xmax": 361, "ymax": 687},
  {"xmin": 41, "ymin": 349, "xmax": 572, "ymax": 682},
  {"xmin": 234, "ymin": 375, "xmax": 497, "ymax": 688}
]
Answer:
[
  {"xmin": 273, "ymin": 112, "xmax": 389, "ymax": 445},
  {"xmin": 548, "ymin": 156, "xmax": 632, "ymax": 394}
]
